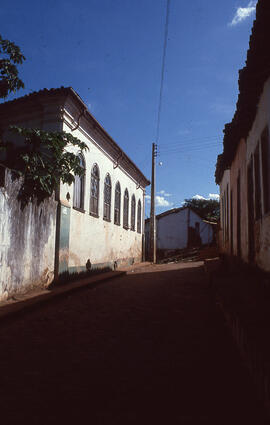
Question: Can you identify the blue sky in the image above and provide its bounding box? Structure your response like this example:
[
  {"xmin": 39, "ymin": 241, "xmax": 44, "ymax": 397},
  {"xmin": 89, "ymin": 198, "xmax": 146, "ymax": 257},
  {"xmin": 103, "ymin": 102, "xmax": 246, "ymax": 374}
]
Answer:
[{"xmin": 1, "ymin": 0, "xmax": 257, "ymax": 216}]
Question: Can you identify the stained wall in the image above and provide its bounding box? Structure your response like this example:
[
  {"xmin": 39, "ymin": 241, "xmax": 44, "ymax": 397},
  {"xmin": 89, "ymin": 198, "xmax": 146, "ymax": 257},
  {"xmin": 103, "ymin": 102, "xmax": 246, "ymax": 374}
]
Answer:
[
  {"xmin": 58, "ymin": 106, "xmax": 145, "ymax": 272},
  {"xmin": 0, "ymin": 170, "xmax": 57, "ymax": 300}
]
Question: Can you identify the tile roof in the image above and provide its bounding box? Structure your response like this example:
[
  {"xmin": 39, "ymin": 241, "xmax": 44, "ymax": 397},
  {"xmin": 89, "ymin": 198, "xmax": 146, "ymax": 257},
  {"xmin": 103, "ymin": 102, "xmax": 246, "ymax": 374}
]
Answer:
[
  {"xmin": 0, "ymin": 86, "xmax": 150, "ymax": 187},
  {"xmin": 0, "ymin": 87, "xmax": 70, "ymax": 109},
  {"xmin": 215, "ymin": 0, "xmax": 270, "ymax": 183},
  {"xmin": 145, "ymin": 206, "xmax": 208, "ymax": 222}
]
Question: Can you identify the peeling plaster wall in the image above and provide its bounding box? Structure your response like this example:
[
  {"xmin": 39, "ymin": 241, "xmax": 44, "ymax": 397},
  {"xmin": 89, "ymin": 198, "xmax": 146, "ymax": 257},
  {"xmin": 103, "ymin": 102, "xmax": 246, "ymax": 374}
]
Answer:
[
  {"xmin": 0, "ymin": 89, "xmax": 149, "ymax": 284},
  {"xmin": 246, "ymin": 77, "xmax": 270, "ymax": 271},
  {"xmin": 219, "ymin": 170, "xmax": 230, "ymax": 254},
  {"xmin": 0, "ymin": 170, "xmax": 57, "ymax": 300},
  {"xmin": 219, "ymin": 77, "xmax": 270, "ymax": 271},
  {"xmin": 230, "ymin": 139, "xmax": 248, "ymax": 262},
  {"xmin": 60, "ymin": 120, "xmax": 145, "ymax": 271},
  {"xmin": 257, "ymin": 215, "xmax": 270, "ymax": 271}
]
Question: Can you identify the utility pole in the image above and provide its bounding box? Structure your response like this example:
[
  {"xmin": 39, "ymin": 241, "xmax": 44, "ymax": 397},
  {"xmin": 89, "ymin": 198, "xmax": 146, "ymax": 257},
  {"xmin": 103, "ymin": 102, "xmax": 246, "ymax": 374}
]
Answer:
[{"xmin": 150, "ymin": 142, "xmax": 157, "ymax": 263}]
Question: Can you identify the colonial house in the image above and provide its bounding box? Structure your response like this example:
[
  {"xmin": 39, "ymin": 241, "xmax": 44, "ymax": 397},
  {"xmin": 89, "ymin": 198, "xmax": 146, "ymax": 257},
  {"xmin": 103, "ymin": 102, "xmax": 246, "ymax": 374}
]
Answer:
[
  {"xmin": 215, "ymin": 0, "xmax": 270, "ymax": 272},
  {"xmin": 0, "ymin": 87, "xmax": 149, "ymax": 300},
  {"xmin": 145, "ymin": 206, "xmax": 215, "ymax": 259}
]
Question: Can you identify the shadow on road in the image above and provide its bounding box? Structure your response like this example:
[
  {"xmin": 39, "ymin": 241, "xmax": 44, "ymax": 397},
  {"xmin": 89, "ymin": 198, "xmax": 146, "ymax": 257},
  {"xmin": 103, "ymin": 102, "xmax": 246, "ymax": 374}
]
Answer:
[{"xmin": 0, "ymin": 264, "xmax": 268, "ymax": 424}]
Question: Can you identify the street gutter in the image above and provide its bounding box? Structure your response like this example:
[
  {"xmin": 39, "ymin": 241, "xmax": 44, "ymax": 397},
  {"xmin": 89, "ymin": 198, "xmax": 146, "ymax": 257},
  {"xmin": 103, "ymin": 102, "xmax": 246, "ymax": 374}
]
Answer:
[{"xmin": 0, "ymin": 270, "xmax": 126, "ymax": 325}]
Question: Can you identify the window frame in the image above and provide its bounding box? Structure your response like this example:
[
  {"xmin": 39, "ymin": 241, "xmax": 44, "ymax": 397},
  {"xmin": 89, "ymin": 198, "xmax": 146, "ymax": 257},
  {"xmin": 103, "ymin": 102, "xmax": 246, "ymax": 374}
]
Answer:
[
  {"xmin": 137, "ymin": 199, "xmax": 142, "ymax": 234},
  {"xmin": 123, "ymin": 188, "xmax": 129, "ymax": 230},
  {"xmin": 90, "ymin": 163, "xmax": 100, "ymax": 218},
  {"xmin": 103, "ymin": 173, "xmax": 112, "ymax": 222},
  {"xmin": 131, "ymin": 194, "xmax": 136, "ymax": 231},
  {"xmin": 114, "ymin": 181, "xmax": 121, "ymax": 225},
  {"xmin": 73, "ymin": 153, "xmax": 85, "ymax": 212}
]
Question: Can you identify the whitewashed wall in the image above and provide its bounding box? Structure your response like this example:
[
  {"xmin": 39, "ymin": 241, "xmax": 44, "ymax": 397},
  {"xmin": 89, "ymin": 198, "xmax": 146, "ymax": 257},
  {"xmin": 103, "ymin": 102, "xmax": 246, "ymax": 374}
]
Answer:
[
  {"xmin": 189, "ymin": 210, "xmax": 214, "ymax": 245},
  {"xmin": 246, "ymin": 77, "xmax": 270, "ymax": 271},
  {"xmin": 157, "ymin": 209, "xmax": 188, "ymax": 250},
  {"xmin": 0, "ymin": 89, "xmax": 148, "ymax": 295},
  {"xmin": 60, "ymin": 119, "xmax": 144, "ymax": 270},
  {"xmin": 0, "ymin": 170, "xmax": 57, "ymax": 300},
  {"xmin": 219, "ymin": 169, "xmax": 230, "ymax": 254},
  {"xmin": 146, "ymin": 208, "xmax": 214, "ymax": 255}
]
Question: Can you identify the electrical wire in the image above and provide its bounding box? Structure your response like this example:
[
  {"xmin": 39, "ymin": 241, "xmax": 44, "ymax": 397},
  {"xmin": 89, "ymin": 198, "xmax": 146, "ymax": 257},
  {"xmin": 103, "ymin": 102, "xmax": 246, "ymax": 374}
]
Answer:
[
  {"xmin": 160, "ymin": 142, "xmax": 221, "ymax": 153},
  {"xmin": 158, "ymin": 134, "xmax": 220, "ymax": 147},
  {"xmin": 159, "ymin": 137, "xmax": 221, "ymax": 149},
  {"xmin": 155, "ymin": 0, "xmax": 171, "ymax": 144},
  {"xmin": 159, "ymin": 141, "xmax": 220, "ymax": 153}
]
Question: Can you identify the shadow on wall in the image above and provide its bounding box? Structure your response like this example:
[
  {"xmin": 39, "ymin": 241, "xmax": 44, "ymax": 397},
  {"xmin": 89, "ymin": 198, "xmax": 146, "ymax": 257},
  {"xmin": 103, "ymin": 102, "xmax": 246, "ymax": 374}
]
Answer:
[{"xmin": 48, "ymin": 267, "xmax": 112, "ymax": 290}]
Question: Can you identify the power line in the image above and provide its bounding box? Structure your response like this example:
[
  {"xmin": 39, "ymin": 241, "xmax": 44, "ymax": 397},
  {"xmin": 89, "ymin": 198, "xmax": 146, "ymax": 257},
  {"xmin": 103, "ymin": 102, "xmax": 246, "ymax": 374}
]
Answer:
[
  {"xmin": 158, "ymin": 135, "xmax": 222, "ymax": 148},
  {"xmin": 161, "ymin": 146, "xmax": 220, "ymax": 154},
  {"xmin": 158, "ymin": 134, "xmax": 219, "ymax": 145},
  {"xmin": 155, "ymin": 0, "xmax": 171, "ymax": 144},
  {"xmin": 135, "ymin": 135, "xmax": 222, "ymax": 149},
  {"xmin": 160, "ymin": 146, "xmax": 221, "ymax": 158},
  {"xmin": 159, "ymin": 141, "xmax": 220, "ymax": 153},
  {"xmin": 160, "ymin": 142, "xmax": 220, "ymax": 153}
]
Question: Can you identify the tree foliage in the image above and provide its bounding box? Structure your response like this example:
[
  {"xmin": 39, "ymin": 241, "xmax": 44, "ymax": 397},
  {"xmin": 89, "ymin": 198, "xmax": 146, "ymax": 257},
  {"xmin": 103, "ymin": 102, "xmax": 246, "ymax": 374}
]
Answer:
[
  {"xmin": 0, "ymin": 35, "xmax": 89, "ymax": 208},
  {"xmin": 3, "ymin": 126, "xmax": 88, "ymax": 208},
  {"xmin": 0, "ymin": 35, "xmax": 25, "ymax": 98},
  {"xmin": 183, "ymin": 198, "xmax": 220, "ymax": 222}
]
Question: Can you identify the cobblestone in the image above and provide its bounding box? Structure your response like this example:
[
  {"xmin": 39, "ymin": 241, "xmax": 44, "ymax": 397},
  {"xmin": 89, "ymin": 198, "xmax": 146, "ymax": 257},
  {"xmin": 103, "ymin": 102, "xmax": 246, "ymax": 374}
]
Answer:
[{"xmin": 0, "ymin": 261, "xmax": 267, "ymax": 424}]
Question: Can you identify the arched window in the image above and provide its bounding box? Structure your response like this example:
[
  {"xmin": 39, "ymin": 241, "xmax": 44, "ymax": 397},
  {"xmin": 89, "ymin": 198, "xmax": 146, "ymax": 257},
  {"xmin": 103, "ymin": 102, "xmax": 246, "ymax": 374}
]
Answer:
[
  {"xmin": 123, "ymin": 188, "xmax": 129, "ymax": 229},
  {"xmin": 131, "ymin": 195, "xmax": 136, "ymax": 231},
  {"xmin": 103, "ymin": 173, "xmax": 111, "ymax": 221},
  {"xmin": 73, "ymin": 154, "xmax": 85, "ymax": 210},
  {"xmin": 90, "ymin": 164, "xmax": 99, "ymax": 216},
  {"xmin": 137, "ymin": 199, "xmax": 142, "ymax": 233},
  {"xmin": 114, "ymin": 181, "xmax": 121, "ymax": 225}
]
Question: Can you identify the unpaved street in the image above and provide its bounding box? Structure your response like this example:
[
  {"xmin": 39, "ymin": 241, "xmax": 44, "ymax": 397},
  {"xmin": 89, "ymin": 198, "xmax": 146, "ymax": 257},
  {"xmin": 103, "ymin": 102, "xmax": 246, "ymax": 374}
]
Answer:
[{"xmin": 0, "ymin": 262, "xmax": 267, "ymax": 424}]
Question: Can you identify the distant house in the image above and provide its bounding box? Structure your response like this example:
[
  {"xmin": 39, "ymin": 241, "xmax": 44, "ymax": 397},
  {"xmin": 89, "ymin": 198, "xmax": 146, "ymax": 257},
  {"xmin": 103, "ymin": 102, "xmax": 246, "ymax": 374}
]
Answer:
[
  {"xmin": 215, "ymin": 0, "xmax": 270, "ymax": 272},
  {"xmin": 145, "ymin": 207, "xmax": 215, "ymax": 259},
  {"xmin": 0, "ymin": 87, "xmax": 149, "ymax": 300}
]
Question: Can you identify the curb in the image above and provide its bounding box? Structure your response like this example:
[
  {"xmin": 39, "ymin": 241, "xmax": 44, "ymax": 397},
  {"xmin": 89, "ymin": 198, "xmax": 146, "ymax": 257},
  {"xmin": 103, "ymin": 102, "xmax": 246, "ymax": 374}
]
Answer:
[{"xmin": 0, "ymin": 270, "xmax": 126, "ymax": 325}]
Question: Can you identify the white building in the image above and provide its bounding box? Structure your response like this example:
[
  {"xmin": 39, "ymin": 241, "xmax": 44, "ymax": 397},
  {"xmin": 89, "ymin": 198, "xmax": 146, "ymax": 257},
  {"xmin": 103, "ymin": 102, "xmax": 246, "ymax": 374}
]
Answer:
[
  {"xmin": 145, "ymin": 207, "xmax": 215, "ymax": 258},
  {"xmin": 216, "ymin": 0, "xmax": 270, "ymax": 272},
  {"xmin": 0, "ymin": 87, "xmax": 149, "ymax": 299}
]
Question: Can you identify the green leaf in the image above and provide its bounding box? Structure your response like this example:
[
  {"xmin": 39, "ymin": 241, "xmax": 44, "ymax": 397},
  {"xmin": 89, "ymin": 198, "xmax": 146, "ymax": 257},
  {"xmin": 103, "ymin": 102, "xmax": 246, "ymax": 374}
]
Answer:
[{"xmin": 5, "ymin": 125, "xmax": 88, "ymax": 206}]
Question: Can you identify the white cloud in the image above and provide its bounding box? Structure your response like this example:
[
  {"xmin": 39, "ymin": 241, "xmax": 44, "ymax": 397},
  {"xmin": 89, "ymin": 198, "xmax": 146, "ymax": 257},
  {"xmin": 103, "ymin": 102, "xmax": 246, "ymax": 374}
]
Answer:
[
  {"xmin": 209, "ymin": 193, "xmax": 220, "ymax": 200},
  {"xmin": 156, "ymin": 196, "xmax": 173, "ymax": 208},
  {"xmin": 145, "ymin": 194, "xmax": 151, "ymax": 204},
  {"xmin": 193, "ymin": 194, "xmax": 206, "ymax": 200},
  {"xmin": 229, "ymin": 1, "xmax": 257, "ymax": 26},
  {"xmin": 157, "ymin": 190, "xmax": 172, "ymax": 197},
  {"xmin": 192, "ymin": 193, "xmax": 220, "ymax": 201},
  {"xmin": 145, "ymin": 193, "xmax": 173, "ymax": 207}
]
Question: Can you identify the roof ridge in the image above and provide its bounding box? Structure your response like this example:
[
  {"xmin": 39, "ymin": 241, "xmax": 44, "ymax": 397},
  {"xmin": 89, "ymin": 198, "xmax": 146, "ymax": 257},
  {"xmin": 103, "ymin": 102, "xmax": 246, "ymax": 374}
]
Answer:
[
  {"xmin": 0, "ymin": 86, "xmax": 150, "ymax": 187},
  {"xmin": 0, "ymin": 86, "xmax": 71, "ymax": 108}
]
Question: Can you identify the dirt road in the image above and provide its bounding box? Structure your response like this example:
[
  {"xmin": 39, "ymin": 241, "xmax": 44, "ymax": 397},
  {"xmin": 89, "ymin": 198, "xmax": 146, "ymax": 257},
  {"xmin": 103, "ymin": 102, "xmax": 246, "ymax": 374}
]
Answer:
[{"xmin": 0, "ymin": 262, "xmax": 267, "ymax": 424}]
